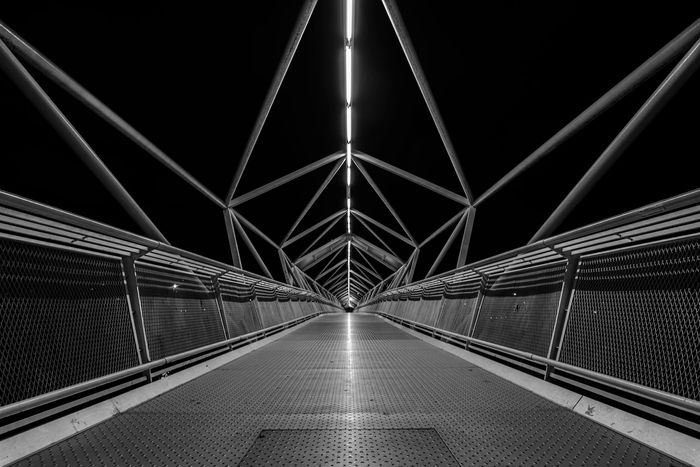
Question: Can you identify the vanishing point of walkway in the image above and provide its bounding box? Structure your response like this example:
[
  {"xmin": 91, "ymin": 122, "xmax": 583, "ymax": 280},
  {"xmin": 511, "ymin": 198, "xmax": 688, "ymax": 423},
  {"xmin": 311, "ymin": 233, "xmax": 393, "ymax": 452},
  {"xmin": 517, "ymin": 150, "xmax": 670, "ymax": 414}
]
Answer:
[{"xmin": 15, "ymin": 314, "xmax": 682, "ymax": 466}]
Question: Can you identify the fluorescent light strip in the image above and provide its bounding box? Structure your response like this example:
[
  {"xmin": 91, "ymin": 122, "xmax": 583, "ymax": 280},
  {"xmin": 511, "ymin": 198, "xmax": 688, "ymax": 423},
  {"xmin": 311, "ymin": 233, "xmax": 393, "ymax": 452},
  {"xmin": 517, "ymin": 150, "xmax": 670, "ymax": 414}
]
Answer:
[
  {"xmin": 344, "ymin": 0, "xmax": 354, "ymax": 306},
  {"xmin": 346, "ymin": 0, "xmax": 353, "ymax": 41},
  {"xmin": 345, "ymin": 46, "xmax": 352, "ymax": 105}
]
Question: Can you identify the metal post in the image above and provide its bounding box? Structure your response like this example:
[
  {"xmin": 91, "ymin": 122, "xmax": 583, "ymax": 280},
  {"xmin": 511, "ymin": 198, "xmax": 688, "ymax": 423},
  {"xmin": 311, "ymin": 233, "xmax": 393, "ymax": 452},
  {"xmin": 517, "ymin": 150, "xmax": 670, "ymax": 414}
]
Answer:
[
  {"xmin": 224, "ymin": 0, "xmax": 319, "ymax": 203},
  {"xmin": 456, "ymin": 207, "xmax": 476, "ymax": 267},
  {"xmin": 531, "ymin": 37, "xmax": 700, "ymax": 243},
  {"xmin": 212, "ymin": 276, "xmax": 231, "ymax": 345},
  {"xmin": 466, "ymin": 274, "xmax": 488, "ymax": 341},
  {"xmin": 545, "ymin": 256, "xmax": 580, "ymax": 380},
  {"xmin": 406, "ymin": 248, "xmax": 419, "ymax": 284},
  {"xmin": 278, "ymin": 249, "xmax": 293, "ymax": 285},
  {"xmin": 474, "ymin": 17, "xmax": 700, "ymax": 207},
  {"xmin": 0, "ymin": 39, "xmax": 168, "ymax": 243},
  {"xmin": 122, "ymin": 257, "xmax": 151, "ymax": 381},
  {"xmin": 223, "ymin": 208, "xmax": 242, "ymax": 268}
]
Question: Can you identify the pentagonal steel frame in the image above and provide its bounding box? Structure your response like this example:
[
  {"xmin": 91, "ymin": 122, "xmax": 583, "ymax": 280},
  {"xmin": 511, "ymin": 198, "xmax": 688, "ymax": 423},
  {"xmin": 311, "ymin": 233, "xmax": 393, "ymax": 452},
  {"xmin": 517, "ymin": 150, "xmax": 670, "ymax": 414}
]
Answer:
[{"xmin": 2, "ymin": 5, "xmax": 700, "ymax": 306}]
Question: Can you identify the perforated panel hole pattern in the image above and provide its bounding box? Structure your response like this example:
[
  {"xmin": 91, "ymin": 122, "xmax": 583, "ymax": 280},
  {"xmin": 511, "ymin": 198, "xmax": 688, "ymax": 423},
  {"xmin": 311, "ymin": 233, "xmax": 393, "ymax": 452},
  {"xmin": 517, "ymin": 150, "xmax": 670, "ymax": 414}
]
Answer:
[{"xmin": 559, "ymin": 238, "xmax": 700, "ymax": 400}]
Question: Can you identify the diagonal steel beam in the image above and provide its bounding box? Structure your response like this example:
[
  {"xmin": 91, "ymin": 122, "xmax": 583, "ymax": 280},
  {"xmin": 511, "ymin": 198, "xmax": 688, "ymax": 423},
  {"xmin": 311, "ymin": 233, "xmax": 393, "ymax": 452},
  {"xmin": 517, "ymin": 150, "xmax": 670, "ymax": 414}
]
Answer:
[
  {"xmin": 225, "ymin": 0, "xmax": 318, "ymax": 203},
  {"xmin": 456, "ymin": 207, "xmax": 476, "ymax": 267},
  {"xmin": 318, "ymin": 258, "xmax": 347, "ymax": 282},
  {"xmin": 315, "ymin": 245, "xmax": 345, "ymax": 279},
  {"xmin": 352, "ymin": 258, "xmax": 382, "ymax": 282},
  {"xmin": 353, "ymin": 243, "xmax": 382, "ymax": 278},
  {"xmin": 283, "ymin": 209, "xmax": 345, "ymax": 248},
  {"xmin": 351, "ymin": 234, "xmax": 403, "ymax": 270},
  {"xmin": 228, "ymin": 210, "xmax": 272, "ymax": 279},
  {"xmin": 284, "ymin": 159, "xmax": 344, "ymax": 243},
  {"xmin": 474, "ymin": 17, "xmax": 700, "ymax": 208},
  {"xmin": 231, "ymin": 209, "xmax": 279, "ymax": 249},
  {"xmin": 296, "ymin": 234, "xmax": 348, "ymax": 270},
  {"xmin": 426, "ymin": 210, "xmax": 468, "ymax": 278},
  {"xmin": 530, "ymin": 36, "xmax": 700, "ymax": 243},
  {"xmin": 296, "ymin": 212, "xmax": 345, "ymax": 260},
  {"xmin": 406, "ymin": 248, "xmax": 419, "ymax": 284},
  {"xmin": 326, "ymin": 271, "xmax": 348, "ymax": 292},
  {"xmin": 381, "ymin": 0, "xmax": 474, "ymax": 202},
  {"xmin": 0, "ymin": 21, "xmax": 226, "ymax": 209},
  {"xmin": 353, "ymin": 151, "xmax": 469, "ymax": 205},
  {"xmin": 351, "ymin": 268, "xmax": 375, "ymax": 289},
  {"xmin": 354, "ymin": 159, "xmax": 417, "ymax": 246},
  {"xmin": 419, "ymin": 208, "xmax": 466, "ymax": 248},
  {"xmin": 351, "ymin": 211, "xmax": 400, "ymax": 259},
  {"xmin": 352, "ymin": 209, "xmax": 412, "ymax": 246},
  {"xmin": 230, "ymin": 151, "xmax": 343, "ymax": 207},
  {"xmin": 0, "ymin": 39, "xmax": 168, "ymax": 243}
]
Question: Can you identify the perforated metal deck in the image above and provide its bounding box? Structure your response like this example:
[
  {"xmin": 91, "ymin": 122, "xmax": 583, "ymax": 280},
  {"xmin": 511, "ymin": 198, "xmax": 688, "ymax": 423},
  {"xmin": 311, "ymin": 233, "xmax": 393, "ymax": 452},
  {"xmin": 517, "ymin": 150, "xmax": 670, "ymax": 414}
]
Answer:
[{"xmin": 12, "ymin": 314, "xmax": 686, "ymax": 466}]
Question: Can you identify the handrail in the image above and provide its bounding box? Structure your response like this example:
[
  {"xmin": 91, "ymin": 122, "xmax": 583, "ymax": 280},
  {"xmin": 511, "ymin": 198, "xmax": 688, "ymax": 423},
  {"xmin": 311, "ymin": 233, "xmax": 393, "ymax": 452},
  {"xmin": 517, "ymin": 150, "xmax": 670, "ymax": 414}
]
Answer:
[
  {"xmin": 378, "ymin": 313, "xmax": 700, "ymax": 415},
  {"xmin": 0, "ymin": 313, "xmax": 320, "ymax": 419}
]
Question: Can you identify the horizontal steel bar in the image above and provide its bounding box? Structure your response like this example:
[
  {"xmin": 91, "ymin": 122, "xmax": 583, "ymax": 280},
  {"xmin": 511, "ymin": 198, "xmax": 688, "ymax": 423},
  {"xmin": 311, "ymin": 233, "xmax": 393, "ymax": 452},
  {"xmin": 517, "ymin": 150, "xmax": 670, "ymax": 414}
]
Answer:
[
  {"xmin": 283, "ymin": 210, "xmax": 345, "ymax": 248},
  {"xmin": 229, "ymin": 152, "xmax": 344, "ymax": 207},
  {"xmin": 353, "ymin": 151, "xmax": 469, "ymax": 206},
  {"xmin": 351, "ymin": 209, "xmax": 413, "ymax": 246}
]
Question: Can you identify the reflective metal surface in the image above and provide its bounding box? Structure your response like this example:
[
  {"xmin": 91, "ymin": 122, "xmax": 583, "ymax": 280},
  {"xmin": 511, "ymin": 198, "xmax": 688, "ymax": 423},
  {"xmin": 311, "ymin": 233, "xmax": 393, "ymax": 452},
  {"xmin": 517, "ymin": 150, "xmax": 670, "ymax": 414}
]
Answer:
[{"xmin": 12, "ymin": 314, "xmax": 684, "ymax": 466}]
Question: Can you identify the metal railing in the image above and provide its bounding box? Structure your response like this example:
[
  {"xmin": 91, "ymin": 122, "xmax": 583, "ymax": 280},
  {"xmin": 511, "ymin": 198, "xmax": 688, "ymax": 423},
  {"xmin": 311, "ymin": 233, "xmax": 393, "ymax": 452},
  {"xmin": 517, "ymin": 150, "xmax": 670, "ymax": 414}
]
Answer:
[
  {"xmin": 356, "ymin": 188, "xmax": 700, "ymax": 431},
  {"xmin": 0, "ymin": 190, "xmax": 341, "ymax": 435}
]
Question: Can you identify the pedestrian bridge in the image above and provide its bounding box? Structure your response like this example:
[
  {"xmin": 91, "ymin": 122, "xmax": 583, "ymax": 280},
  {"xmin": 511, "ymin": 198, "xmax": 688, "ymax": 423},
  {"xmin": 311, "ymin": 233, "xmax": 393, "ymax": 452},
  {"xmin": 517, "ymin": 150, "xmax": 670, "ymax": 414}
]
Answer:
[{"xmin": 1, "ymin": 1, "xmax": 700, "ymax": 465}]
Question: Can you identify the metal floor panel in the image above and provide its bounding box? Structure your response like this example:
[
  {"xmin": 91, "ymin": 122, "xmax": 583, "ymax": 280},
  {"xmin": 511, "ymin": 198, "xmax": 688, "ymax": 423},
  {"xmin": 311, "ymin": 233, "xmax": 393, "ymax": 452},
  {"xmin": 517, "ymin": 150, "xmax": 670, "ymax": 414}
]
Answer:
[{"xmin": 12, "ymin": 314, "xmax": 686, "ymax": 466}]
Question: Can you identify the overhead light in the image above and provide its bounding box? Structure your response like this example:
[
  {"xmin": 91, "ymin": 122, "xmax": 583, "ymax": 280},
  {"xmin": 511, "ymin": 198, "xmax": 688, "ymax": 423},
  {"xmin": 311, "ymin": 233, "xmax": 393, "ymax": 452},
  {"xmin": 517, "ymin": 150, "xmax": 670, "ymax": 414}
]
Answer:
[
  {"xmin": 346, "ymin": 0, "xmax": 353, "ymax": 41},
  {"xmin": 346, "ymin": 167, "xmax": 351, "ymax": 186},
  {"xmin": 346, "ymin": 143, "xmax": 352, "ymax": 167},
  {"xmin": 345, "ymin": 47, "xmax": 352, "ymax": 105},
  {"xmin": 346, "ymin": 105, "xmax": 352, "ymax": 143},
  {"xmin": 347, "ymin": 198, "xmax": 351, "ymax": 209}
]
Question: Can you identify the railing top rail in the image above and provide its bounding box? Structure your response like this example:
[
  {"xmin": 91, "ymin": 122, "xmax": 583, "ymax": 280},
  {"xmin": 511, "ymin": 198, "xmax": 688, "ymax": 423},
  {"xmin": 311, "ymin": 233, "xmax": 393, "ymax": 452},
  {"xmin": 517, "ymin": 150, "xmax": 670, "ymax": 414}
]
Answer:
[
  {"xmin": 360, "ymin": 187, "xmax": 700, "ymax": 303},
  {"xmin": 0, "ymin": 189, "xmax": 338, "ymax": 305}
]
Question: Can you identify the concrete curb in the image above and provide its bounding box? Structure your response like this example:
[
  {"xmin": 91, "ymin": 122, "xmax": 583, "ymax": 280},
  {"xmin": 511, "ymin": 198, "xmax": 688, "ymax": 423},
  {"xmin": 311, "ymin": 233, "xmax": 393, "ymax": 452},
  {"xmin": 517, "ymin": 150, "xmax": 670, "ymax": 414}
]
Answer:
[
  {"xmin": 0, "ymin": 316, "xmax": 320, "ymax": 467},
  {"xmin": 379, "ymin": 315, "xmax": 700, "ymax": 466}
]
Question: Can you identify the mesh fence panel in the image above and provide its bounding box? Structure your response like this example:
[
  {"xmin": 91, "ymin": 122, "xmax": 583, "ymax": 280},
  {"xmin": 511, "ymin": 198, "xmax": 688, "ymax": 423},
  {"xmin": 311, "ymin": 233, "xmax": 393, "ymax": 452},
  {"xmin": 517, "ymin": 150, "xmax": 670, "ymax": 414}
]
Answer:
[
  {"xmin": 472, "ymin": 262, "xmax": 566, "ymax": 356},
  {"xmin": 255, "ymin": 300, "xmax": 283, "ymax": 328},
  {"xmin": 434, "ymin": 278, "xmax": 481, "ymax": 335},
  {"xmin": 559, "ymin": 238, "xmax": 700, "ymax": 401},
  {"xmin": 0, "ymin": 238, "xmax": 138, "ymax": 406},
  {"xmin": 219, "ymin": 279, "xmax": 261, "ymax": 338},
  {"xmin": 135, "ymin": 263, "xmax": 224, "ymax": 360}
]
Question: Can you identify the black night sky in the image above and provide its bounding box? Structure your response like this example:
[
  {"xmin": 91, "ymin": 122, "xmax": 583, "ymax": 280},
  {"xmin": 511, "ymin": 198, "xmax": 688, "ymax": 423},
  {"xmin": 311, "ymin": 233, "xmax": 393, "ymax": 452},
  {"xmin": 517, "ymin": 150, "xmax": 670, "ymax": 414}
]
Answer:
[{"xmin": 1, "ymin": 2, "xmax": 699, "ymax": 292}]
